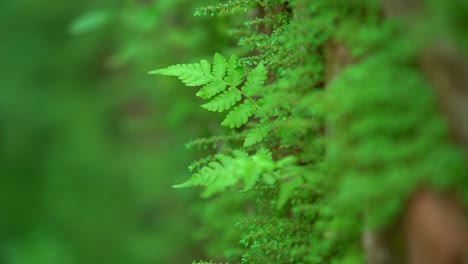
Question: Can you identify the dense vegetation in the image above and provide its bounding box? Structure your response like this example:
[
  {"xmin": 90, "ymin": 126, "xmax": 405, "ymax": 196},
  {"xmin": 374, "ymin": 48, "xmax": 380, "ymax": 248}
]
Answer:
[
  {"xmin": 1, "ymin": 0, "xmax": 466, "ymax": 263},
  {"xmin": 153, "ymin": 0, "xmax": 468, "ymax": 263}
]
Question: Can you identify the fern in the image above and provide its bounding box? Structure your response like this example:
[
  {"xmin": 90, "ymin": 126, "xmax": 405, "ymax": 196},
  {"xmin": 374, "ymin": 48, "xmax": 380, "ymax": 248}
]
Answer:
[
  {"xmin": 173, "ymin": 149, "xmax": 258, "ymax": 198},
  {"xmin": 151, "ymin": 53, "xmax": 272, "ymax": 131},
  {"xmin": 174, "ymin": 147, "xmax": 296, "ymax": 198}
]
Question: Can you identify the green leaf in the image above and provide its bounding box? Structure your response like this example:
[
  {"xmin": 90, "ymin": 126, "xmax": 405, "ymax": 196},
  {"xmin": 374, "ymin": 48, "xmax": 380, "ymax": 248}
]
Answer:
[
  {"xmin": 200, "ymin": 60, "xmax": 211, "ymax": 75},
  {"xmin": 151, "ymin": 54, "xmax": 271, "ymax": 133},
  {"xmin": 150, "ymin": 63, "xmax": 213, "ymax": 87},
  {"xmin": 212, "ymin": 53, "xmax": 227, "ymax": 79},
  {"xmin": 244, "ymin": 123, "xmax": 272, "ymax": 147},
  {"xmin": 173, "ymin": 151, "xmax": 250, "ymax": 198},
  {"xmin": 201, "ymin": 88, "xmax": 241, "ymax": 112},
  {"xmin": 242, "ymin": 62, "xmax": 267, "ymax": 97},
  {"xmin": 221, "ymin": 102, "xmax": 253, "ymax": 128},
  {"xmin": 225, "ymin": 55, "xmax": 244, "ymax": 86},
  {"xmin": 195, "ymin": 79, "xmax": 227, "ymax": 99}
]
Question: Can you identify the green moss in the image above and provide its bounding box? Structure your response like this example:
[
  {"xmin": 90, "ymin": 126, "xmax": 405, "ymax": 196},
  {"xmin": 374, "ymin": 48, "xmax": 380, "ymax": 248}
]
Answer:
[{"xmin": 152, "ymin": 0, "xmax": 468, "ymax": 262}]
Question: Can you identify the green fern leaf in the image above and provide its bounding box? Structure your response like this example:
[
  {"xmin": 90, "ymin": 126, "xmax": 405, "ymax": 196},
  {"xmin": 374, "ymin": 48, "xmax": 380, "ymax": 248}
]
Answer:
[
  {"xmin": 244, "ymin": 122, "xmax": 272, "ymax": 147},
  {"xmin": 212, "ymin": 53, "xmax": 227, "ymax": 78},
  {"xmin": 195, "ymin": 79, "xmax": 227, "ymax": 99},
  {"xmin": 225, "ymin": 55, "xmax": 244, "ymax": 87},
  {"xmin": 150, "ymin": 62, "xmax": 213, "ymax": 87},
  {"xmin": 173, "ymin": 151, "xmax": 250, "ymax": 197},
  {"xmin": 173, "ymin": 161, "xmax": 219, "ymax": 189},
  {"xmin": 242, "ymin": 62, "xmax": 267, "ymax": 97},
  {"xmin": 201, "ymin": 88, "xmax": 242, "ymax": 112},
  {"xmin": 200, "ymin": 60, "xmax": 211, "ymax": 75},
  {"xmin": 151, "ymin": 53, "xmax": 272, "ymax": 132},
  {"xmin": 174, "ymin": 148, "xmax": 286, "ymax": 198},
  {"xmin": 221, "ymin": 101, "xmax": 254, "ymax": 128}
]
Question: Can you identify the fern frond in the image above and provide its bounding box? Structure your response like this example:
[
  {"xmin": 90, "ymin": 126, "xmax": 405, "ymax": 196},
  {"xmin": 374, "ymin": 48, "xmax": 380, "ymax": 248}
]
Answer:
[
  {"xmin": 173, "ymin": 151, "xmax": 250, "ymax": 197},
  {"xmin": 152, "ymin": 53, "xmax": 271, "ymax": 130},
  {"xmin": 173, "ymin": 148, "xmax": 293, "ymax": 198}
]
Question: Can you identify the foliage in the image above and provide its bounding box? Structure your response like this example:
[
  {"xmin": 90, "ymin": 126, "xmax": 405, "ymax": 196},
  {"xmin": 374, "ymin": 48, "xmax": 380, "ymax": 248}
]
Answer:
[
  {"xmin": 0, "ymin": 0, "xmax": 225, "ymax": 263},
  {"xmin": 152, "ymin": 0, "xmax": 468, "ymax": 263},
  {"xmin": 152, "ymin": 53, "xmax": 271, "ymax": 138}
]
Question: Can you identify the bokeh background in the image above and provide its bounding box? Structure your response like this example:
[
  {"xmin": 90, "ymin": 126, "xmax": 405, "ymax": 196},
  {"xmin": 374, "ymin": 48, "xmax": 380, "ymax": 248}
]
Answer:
[{"xmin": 0, "ymin": 0, "xmax": 227, "ymax": 263}]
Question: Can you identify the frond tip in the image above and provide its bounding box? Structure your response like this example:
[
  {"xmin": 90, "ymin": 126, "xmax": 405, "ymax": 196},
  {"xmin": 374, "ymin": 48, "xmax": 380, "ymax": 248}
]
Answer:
[{"xmin": 149, "ymin": 61, "xmax": 213, "ymax": 87}]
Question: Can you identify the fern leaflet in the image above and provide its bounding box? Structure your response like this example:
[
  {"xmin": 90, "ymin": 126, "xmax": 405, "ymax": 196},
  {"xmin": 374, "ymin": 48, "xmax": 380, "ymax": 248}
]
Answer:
[
  {"xmin": 243, "ymin": 62, "xmax": 267, "ymax": 97},
  {"xmin": 202, "ymin": 88, "xmax": 242, "ymax": 112},
  {"xmin": 212, "ymin": 53, "xmax": 227, "ymax": 79},
  {"xmin": 196, "ymin": 79, "xmax": 227, "ymax": 99},
  {"xmin": 221, "ymin": 101, "xmax": 254, "ymax": 128},
  {"xmin": 244, "ymin": 121, "xmax": 272, "ymax": 147}
]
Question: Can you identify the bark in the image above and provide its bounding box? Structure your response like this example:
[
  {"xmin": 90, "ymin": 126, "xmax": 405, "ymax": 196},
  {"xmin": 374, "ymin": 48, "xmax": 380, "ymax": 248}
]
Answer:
[
  {"xmin": 404, "ymin": 189, "xmax": 468, "ymax": 264},
  {"xmin": 324, "ymin": 39, "xmax": 353, "ymax": 84}
]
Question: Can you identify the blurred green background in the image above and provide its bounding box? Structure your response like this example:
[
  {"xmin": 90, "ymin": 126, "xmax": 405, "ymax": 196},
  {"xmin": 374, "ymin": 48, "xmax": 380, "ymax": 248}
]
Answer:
[{"xmin": 0, "ymin": 0, "xmax": 226, "ymax": 263}]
